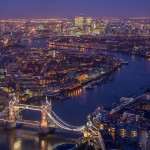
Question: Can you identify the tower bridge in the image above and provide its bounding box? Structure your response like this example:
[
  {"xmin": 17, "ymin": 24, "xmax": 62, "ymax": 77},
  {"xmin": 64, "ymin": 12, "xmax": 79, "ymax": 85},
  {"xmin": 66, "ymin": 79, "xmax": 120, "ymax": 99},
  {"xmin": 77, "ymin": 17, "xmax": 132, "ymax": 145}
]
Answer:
[{"xmin": 0, "ymin": 96, "xmax": 106, "ymax": 150}]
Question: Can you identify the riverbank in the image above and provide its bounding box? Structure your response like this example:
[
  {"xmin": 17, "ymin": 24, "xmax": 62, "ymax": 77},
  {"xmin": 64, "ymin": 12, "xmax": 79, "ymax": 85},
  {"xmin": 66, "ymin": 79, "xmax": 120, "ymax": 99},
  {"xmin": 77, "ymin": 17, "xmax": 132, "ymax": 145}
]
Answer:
[{"xmin": 24, "ymin": 66, "xmax": 120, "ymax": 104}]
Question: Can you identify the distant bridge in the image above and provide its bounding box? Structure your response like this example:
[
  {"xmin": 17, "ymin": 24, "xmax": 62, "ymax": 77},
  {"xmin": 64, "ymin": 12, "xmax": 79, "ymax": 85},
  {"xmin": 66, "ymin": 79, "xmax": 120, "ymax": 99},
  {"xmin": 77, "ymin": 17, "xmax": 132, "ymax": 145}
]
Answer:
[{"xmin": 110, "ymin": 94, "xmax": 150, "ymax": 115}]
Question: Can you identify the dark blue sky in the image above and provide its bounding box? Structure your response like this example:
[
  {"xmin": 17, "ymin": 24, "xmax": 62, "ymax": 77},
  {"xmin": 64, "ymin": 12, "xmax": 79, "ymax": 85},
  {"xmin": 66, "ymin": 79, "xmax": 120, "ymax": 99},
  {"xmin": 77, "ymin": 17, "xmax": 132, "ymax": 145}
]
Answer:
[{"xmin": 0, "ymin": 0, "xmax": 150, "ymax": 18}]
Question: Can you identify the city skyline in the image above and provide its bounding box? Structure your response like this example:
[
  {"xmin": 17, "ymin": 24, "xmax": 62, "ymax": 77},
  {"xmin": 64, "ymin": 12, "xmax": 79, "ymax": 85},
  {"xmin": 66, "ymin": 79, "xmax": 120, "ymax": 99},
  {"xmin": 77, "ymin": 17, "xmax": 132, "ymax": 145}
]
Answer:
[
  {"xmin": 0, "ymin": 1, "xmax": 150, "ymax": 149},
  {"xmin": 0, "ymin": 0, "xmax": 150, "ymax": 19}
]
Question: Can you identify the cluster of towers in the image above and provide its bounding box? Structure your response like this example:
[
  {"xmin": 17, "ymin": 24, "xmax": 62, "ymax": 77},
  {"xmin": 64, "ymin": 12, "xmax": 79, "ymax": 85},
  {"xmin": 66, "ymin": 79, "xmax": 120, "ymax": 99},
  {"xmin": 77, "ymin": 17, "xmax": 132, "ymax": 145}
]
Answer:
[{"xmin": 74, "ymin": 14, "xmax": 105, "ymax": 36}]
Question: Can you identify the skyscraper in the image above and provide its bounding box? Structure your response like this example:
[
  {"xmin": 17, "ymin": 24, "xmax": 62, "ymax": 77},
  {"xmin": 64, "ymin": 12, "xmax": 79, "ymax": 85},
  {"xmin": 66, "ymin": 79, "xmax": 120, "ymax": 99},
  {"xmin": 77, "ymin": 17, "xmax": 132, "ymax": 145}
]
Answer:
[
  {"xmin": 92, "ymin": 21, "xmax": 106, "ymax": 35},
  {"xmin": 86, "ymin": 17, "xmax": 92, "ymax": 26},
  {"xmin": 85, "ymin": 17, "xmax": 92, "ymax": 34},
  {"xmin": 75, "ymin": 14, "xmax": 84, "ymax": 29}
]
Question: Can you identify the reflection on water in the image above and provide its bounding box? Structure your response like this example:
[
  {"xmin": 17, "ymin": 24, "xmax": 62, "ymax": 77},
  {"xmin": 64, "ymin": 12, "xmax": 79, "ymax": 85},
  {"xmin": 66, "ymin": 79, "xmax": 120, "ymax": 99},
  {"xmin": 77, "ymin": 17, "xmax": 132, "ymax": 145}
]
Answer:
[
  {"xmin": 0, "ymin": 128, "xmax": 76, "ymax": 150},
  {"xmin": 68, "ymin": 88, "xmax": 83, "ymax": 97}
]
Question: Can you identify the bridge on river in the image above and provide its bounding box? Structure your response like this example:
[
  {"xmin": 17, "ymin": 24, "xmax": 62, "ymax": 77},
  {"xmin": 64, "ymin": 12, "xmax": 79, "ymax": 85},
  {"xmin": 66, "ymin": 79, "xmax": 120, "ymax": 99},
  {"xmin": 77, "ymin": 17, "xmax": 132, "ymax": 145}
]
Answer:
[
  {"xmin": 0, "ymin": 96, "xmax": 106, "ymax": 150},
  {"xmin": 110, "ymin": 93, "xmax": 150, "ymax": 115}
]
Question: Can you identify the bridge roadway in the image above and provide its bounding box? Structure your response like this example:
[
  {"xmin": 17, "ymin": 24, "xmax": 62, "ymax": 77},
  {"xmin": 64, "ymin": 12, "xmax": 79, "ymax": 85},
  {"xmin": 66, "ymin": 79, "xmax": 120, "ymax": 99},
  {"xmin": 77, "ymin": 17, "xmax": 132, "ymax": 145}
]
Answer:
[
  {"xmin": 0, "ymin": 118, "xmax": 39, "ymax": 126},
  {"xmin": 16, "ymin": 119, "xmax": 39, "ymax": 126}
]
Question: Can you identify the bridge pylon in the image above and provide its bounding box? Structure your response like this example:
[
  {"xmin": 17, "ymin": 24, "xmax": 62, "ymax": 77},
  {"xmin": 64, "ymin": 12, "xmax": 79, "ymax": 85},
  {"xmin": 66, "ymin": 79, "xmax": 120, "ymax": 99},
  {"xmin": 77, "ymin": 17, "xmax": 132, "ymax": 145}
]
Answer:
[
  {"xmin": 40, "ymin": 105, "xmax": 48, "ymax": 127},
  {"xmin": 39, "ymin": 101, "xmax": 54, "ymax": 136},
  {"xmin": 40, "ymin": 97, "xmax": 52, "ymax": 127},
  {"xmin": 45, "ymin": 97, "xmax": 52, "ymax": 113},
  {"xmin": 6, "ymin": 101, "xmax": 16, "ymax": 129}
]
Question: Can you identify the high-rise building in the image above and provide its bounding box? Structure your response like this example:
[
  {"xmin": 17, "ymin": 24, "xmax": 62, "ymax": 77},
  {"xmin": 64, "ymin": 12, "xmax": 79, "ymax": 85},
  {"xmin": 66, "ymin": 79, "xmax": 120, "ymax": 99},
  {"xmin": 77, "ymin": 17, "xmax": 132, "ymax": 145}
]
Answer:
[
  {"xmin": 85, "ymin": 26, "xmax": 92, "ymax": 35},
  {"xmin": 85, "ymin": 17, "xmax": 92, "ymax": 34},
  {"xmin": 75, "ymin": 15, "xmax": 84, "ymax": 29},
  {"xmin": 92, "ymin": 21, "xmax": 106, "ymax": 35},
  {"xmin": 86, "ymin": 17, "xmax": 92, "ymax": 26}
]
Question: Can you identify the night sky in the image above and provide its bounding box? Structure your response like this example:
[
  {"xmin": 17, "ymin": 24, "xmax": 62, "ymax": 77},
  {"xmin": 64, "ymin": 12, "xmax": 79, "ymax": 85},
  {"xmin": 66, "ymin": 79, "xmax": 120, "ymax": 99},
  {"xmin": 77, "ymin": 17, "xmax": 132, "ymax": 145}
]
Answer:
[{"xmin": 0, "ymin": 0, "xmax": 150, "ymax": 18}]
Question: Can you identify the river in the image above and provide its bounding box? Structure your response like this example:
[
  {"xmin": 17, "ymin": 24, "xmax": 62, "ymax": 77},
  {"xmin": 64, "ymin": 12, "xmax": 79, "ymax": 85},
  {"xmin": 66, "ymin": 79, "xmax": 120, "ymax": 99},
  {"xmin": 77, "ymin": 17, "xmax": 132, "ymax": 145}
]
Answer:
[{"xmin": 0, "ymin": 39, "xmax": 150, "ymax": 150}]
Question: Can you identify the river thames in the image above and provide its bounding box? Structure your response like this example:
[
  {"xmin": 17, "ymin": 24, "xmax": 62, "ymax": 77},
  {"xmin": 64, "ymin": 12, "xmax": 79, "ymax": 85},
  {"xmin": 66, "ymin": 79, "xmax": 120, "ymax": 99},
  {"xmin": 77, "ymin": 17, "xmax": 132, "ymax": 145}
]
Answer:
[{"xmin": 0, "ymin": 39, "xmax": 150, "ymax": 150}]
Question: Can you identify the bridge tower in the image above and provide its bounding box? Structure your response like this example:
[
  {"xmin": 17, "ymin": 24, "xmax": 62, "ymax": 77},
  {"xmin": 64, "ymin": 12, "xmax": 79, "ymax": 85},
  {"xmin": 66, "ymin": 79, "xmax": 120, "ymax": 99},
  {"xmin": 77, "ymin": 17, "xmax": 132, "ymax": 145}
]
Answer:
[
  {"xmin": 41, "ymin": 105, "xmax": 48, "ymax": 127},
  {"xmin": 39, "ymin": 98, "xmax": 54, "ymax": 136},
  {"xmin": 5, "ymin": 101, "xmax": 16, "ymax": 129},
  {"xmin": 45, "ymin": 97, "xmax": 52, "ymax": 113},
  {"xmin": 39, "ymin": 104, "xmax": 49, "ymax": 136},
  {"xmin": 8, "ymin": 101, "xmax": 15, "ymax": 121},
  {"xmin": 40, "ymin": 97, "xmax": 52, "ymax": 127}
]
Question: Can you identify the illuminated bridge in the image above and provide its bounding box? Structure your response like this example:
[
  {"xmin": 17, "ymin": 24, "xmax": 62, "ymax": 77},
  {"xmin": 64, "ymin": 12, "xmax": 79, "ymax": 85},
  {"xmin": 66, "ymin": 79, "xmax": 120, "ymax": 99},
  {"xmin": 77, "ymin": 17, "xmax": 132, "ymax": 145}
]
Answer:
[
  {"xmin": 0, "ymin": 96, "xmax": 106, "ymax": 150},
  {"xmin": 110, "ymin": 94, "xmax": 150, "ymax": 115}
]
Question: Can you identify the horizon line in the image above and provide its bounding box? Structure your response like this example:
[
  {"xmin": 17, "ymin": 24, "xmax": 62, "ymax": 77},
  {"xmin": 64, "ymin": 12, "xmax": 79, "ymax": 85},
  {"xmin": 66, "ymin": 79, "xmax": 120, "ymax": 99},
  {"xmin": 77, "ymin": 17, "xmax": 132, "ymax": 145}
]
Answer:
[{"xmin": 0, "ymin": 16, "xmax": 150, "ymax": 20}]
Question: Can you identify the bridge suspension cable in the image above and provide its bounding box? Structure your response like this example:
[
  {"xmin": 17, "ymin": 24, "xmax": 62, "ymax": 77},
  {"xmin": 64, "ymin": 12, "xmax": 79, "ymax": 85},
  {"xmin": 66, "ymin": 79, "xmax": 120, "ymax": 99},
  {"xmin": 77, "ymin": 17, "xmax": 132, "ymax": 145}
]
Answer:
[
  {"xmin": 47, "ymin": 112, "xmax": 85, "ymax": 132},
  {"xmin": 51, "ymin": 110, "xmax": 84, "ymax": 129}
]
